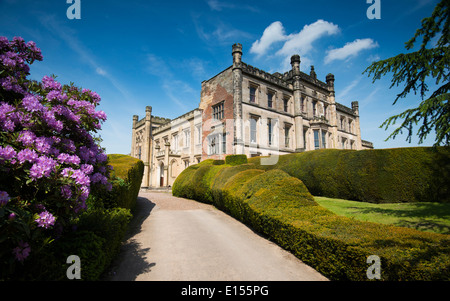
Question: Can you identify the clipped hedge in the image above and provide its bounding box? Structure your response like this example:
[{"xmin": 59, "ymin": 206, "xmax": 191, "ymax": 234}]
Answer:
[
  {"xmin": 173, "ymin": 156, "xmax": 450, "ymax": 280},
  {"xmin": 249, "ymin": 147, "xmax": 450, "ymax": 203},
  {"xmin": 103, "ymin": 154, "xmax": 145, "ymax": 210},
  {"xmin": 225, "ymin": 154, "xmax": 248, "ymax": 166}
]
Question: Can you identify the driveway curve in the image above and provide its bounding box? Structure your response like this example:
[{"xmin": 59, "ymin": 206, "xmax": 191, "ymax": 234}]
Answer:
[{"xmin": 105, "ymin": 191, "xmax": 328, "ymax": 281}]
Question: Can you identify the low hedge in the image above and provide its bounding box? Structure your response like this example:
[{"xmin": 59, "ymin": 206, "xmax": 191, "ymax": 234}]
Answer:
[
  {"xmin": 225, "ymin": 154, "xmax": 248, "ymax": 166},
  {"xmin": 249, "ymin": 147, "xmax": 450, "ymax": 203},
  {"xmin": 173, "ymin": 157, "xmax": 450, "ymax": 280}
]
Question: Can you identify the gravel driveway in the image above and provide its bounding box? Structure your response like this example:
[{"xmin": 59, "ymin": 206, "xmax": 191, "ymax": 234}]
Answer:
[{"xmin": 105, "ymin": 191, "xmax": 328, "ymax": 281}]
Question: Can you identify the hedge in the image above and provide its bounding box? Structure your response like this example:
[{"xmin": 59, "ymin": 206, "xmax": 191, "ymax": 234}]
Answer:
[
  {"xmin": 173, "ymin": 156, "xmax": 450, "ymax": 280},
  {"xmin": 248, "ymin": 147, "xmax": 450, "ymax": 203},
  {"xmin": 225, "ymin": 154, "xmax": 248, "ymax": 166}
]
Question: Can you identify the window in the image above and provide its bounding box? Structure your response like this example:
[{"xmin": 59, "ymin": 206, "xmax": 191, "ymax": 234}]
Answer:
[
  {"xmin": 137, "ymin": 146, "xmax": 141, "ymax": 160},
  {"xmin": 341, "ymin": 138, "xmax": 346, "ymax": 149},
  {"xmin": 314, "ymin": 130, "xmax": 320, "ymax": 150},
  {"xmin": 313, "ymin": 101, "xmax": 317, "ymax": 117},
  {"xmin": 268, "ymin": 91, "xmax": 274, "ymax": 108},
  {"xmin": 284, "ymin": 126, "xmax": 290, "ymax": 147},
  {"xmin": 301, "ymin": 96, "xmax": 305, "ymax": 112},
  {"xmin": 184, "ymin": 129, "xmax": 190, "ymax": 148},
  {"xmin": 184, "ymin": 160, "xmax": 189, "ymax": 168},
  {"xmin": 207, "ymin": 133, "xmax": 226, "ymax": 155},
  {"xmin": 250, "ymin": 116, "xmax": 258, "ymax": 144},
  {"xmin": 340, "ymin": 117, "xmax": 345, "ymax": 131},
  {"xmin": 249, "ymin": 86, "xmax": 256, "ymax": 103},
  {"xmin": 195, "ymin": 124, "xmax": 202, "ymax": 144},
  {"xmin": 283, "ymin": 98, "xmax": 289, "ymax": 112},
  {"xmin": 212, "ymin": 101, "xmax": 224, "ymax": 120},
  {"xmin": 322, "ymin": 130, "xmax": 327, "ymax": 149},
  {"xmin": 323, "ymin": 105, "xmax": 327, "ymax": 119},
  {"xmin": 268, "ymin": 119, "xmax": 272, "ymax": 146},
  {"xmin": 172, "ymin": 134, "xmax": 179, "ymax": 152},
  {"xmin": 348, "ymin": 119, "xmax": 353, "ymax": 134}
]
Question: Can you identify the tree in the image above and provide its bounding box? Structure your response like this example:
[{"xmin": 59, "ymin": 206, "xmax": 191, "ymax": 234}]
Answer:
[{"xmin": 364, "ymin": 0, "xmax": 449, "ymax": 146}]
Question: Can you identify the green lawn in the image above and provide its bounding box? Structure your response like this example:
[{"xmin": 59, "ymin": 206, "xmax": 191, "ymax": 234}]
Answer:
[{"xmin": 315, "ymin": 196, "xmax": 450, "ymax": 235}]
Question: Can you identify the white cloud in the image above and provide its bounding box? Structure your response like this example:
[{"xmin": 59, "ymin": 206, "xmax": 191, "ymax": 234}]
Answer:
[
  {"xmin": 96, "ymin": 67, "xmax": 107, "ymax": 76},
  {"xmin": 250, "ymin": 21, "xmax": 288, "ymax": 57},
  {"xmin": 324, "ymin": 38, "xmax": 379, "ymax": 64},
  {"xmin": 276, "ymin": 20, "xmax": 340, "ymax": 57}
]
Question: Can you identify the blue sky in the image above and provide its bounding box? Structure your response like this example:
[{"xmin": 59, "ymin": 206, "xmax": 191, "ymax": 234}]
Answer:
[{"xmin": 0, "ymin": 0, "xmax": 440, "ymax": 154}]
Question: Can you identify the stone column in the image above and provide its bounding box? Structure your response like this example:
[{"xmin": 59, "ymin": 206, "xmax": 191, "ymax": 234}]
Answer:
[
  {"xmin": 352, "ymin": 101, "xmax": 362, "ymax": 150},
  {"xmin": 142, "ymin": 106, "xmax": 152, "ymax": 187},
  {"xmin": 232, "ymin": 43, "xmax": 244, "ymax": 155},
  {"xmin": 291, "ymin": 55, "xmax": 305, "ymax": 152},
  {"xmin": 326, "ymin": 74, "xmax": 338, "ymax": 149},
  {"xmin": 131, "ymin": 115, "xmax": 138, "ymax": 157}
]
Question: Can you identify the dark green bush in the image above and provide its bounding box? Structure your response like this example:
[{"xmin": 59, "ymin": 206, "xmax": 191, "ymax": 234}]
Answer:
[
  {"xmin": 173, "ymin": 158, "xmax": 450, "ymax": 280},
  {"xmin": 225, "ymin": 154, "xmax": 248, "ymax": 166},
  {"xmin": 106, "ymin": 154, "xmax": 144, "ymax": 210},
  {"xmin": 249, "ymin": 147, "xmax": 450, "ymax": 203}
]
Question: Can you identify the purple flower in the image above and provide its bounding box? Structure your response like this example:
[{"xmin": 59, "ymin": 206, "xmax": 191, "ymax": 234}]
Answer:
[
  {"xmin": 22, "ymin": 94, "xmax": 43, "ymax": 112},
  {"xmin": 17, "ymin": 148, "xmax": 38, "ymax": 164},
  {"xmin": 61, "ymin": 185, "xmax": 72, "ymax": 199},
  {"xmin": 57, "ymin": 153, "xmax": 80, "ymax": 165},
  {"xmin": 29, "ymin": 156, "xmax": 57, "ymax": 180},
  {"xmin": 41, "ymin": 76, "xmax": 62, "ymax": 91},
  {"xmin": 35, "ymin": 210, "xmax": 56, "ymax": 229},
  {"xmin": 17, "ymin": 130, "xmax": 36, "ymax": 147},
  {"xmin": 0, "ymin": 145, "xmax": 16, "ymax": 163},
  {"xmin": 12, "ymin": 241, "xmax": 30, "ymax": 262},
  {"xmin": 34, "ymin": 136, "xmax": 53, "ymax": 154},
  {"xmin": 0, "ymin": 190, "xmax": 10, "ymax": 206},
  {"xmin": 80, "ymin": 164, "xmax": 93, "ymax": 175}
]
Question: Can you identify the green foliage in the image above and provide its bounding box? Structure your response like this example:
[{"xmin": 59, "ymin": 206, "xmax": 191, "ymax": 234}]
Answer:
[
  {"xmin": 225, "ymin": 154, "xmax": 248, "ymax": 166},
  {"xmin": 250, "ymin": 147, "xmax": 450, "ymax": 203},
  {"xmin": 173, "ymin": 155, "xmax": 450, "ymax": 280},
  {"xmin": 363, "ymin": 0, "xmax": 450, "ymax": 146},
  {"xmin": 94, "ymin": 154, "xmax": 144, "ymax": 210},
  {"xmin": 5, "ymin": 154, "xmax": 143, "ymax": 280}
]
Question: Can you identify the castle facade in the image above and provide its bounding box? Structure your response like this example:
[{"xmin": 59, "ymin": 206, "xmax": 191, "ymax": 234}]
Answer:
[{"xmin": 131, "ymin": 44, "xmax": 373, "ymax": 188}]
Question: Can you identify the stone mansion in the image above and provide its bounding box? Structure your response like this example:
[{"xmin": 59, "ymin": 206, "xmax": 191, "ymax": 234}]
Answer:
[{"xmin": 131, "ymin": 43, "xmax": 373, "ymax": 188}]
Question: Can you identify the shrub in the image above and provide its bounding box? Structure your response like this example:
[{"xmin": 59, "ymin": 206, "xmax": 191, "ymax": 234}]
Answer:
[
  {"xmin": 225, "ymin": 154, "xmax": 248, "ymax": 166},
  {"xmin": 0, "ymin": 36, "xmax": 112, "ymax": 278},
  {"xmin": 103, "ymin": 154, "xmax": 144, "ymax": 210},
  {"xmin": 249, "ymin": 147, "xmax": 450, "ymax": 203},
  {"xmin": 173, "ymin": 158, "xmax": 450, "ymax": 280}
]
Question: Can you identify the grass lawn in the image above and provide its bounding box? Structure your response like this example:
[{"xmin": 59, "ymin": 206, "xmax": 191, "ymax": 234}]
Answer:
[{"xmin": 315, "ymin": 197, "xmax": 450, "ymax": 235}]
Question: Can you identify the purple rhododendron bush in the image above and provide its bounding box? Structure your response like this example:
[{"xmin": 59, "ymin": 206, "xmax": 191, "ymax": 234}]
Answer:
[{"xmin": 0, "ymin": 36, "xmax": 115, "ymax": 279}]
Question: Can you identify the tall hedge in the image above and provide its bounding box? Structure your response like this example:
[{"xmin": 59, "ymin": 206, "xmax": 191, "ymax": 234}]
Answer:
[
  {"xmin": 249, "ymin": 147, "xmax": 450, "ymax": 203},
  {"xmin": 103, "ymin": 154, "xmax": 145, "ymax": 210},
  {"xmin": 172, "ymin": 155, "xmax": 450, "ymax": 280}
]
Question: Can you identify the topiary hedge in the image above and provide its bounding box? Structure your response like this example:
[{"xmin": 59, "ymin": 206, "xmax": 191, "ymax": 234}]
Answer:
[
  {"xmin": 105, "ymin": 154, "xmax": 145, "ymax": 210},
  {"xmin": 173, "ymin": 155, "xmax": 450, "ymax": 280},
  {"xmin": 225, "ymin": 154, "xmax": 248, "ymax": 166},
  {"xmin": 249, "ymin": 147, "xmax": 450, "ymax": 203}
]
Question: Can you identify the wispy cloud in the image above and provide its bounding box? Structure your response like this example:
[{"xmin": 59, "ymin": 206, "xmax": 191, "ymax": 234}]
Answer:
[
  {"xmin": 206, "ymin": 0, "xmax": 259, "ymax": 13},
  {"xmin": 146, "ymin": 54, "xmax": 196, "ymax": 111},
  {"xmin": 336, "ymin": 76, "xmax": 362, "ymax": 101},
  {"xmin": 37, "ymin": 14, "xmax": 134, "ymax": 103},
  {"xmin": 324, "ymin": 38, "xmax": 379, "ymax": 64}
]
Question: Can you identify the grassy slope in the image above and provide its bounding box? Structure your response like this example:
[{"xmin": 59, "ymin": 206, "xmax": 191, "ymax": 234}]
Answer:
[{"xmin": 315, "ymin": 196, "xmax": 450, "ymax": 235}]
